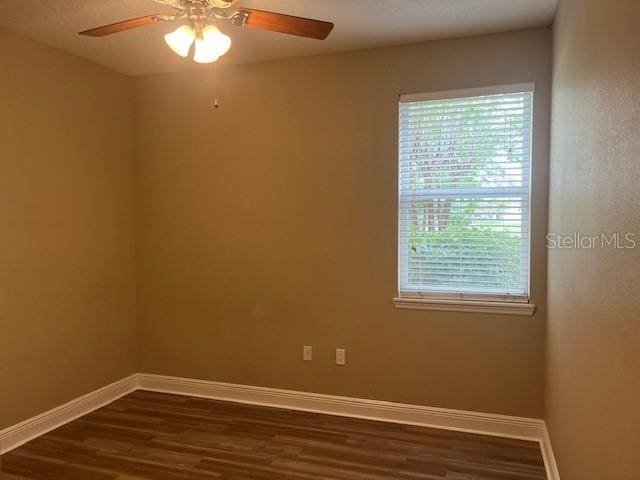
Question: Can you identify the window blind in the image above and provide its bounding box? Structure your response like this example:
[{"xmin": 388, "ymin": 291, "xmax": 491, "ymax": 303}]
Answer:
[{"xmin": 398, "ymin": 85, "xmax": 533, "ymax": 301}]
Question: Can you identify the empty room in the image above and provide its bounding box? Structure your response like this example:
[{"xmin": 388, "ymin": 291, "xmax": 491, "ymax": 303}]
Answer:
[{"xmin": 0, "ymin": 0, "xmax": 638, "ymax": 479}]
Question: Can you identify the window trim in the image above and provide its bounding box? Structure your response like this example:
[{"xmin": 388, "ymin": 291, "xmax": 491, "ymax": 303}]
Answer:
[
  {"xmin": 400, "ymin": 82, "xmax": 535, "ymax": 103},
  {"xmin": 392, "ymin": 296, "xmax": 536, "ymax": 316},
  {"xmin": 396, "ymin": 83, "xmax": 536, "ymax": 314}
]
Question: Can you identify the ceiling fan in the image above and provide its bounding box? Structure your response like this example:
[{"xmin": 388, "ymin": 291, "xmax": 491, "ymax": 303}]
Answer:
[{"xmin": 79, "ymin": 0, "xmax": 334, "ymax": 64}]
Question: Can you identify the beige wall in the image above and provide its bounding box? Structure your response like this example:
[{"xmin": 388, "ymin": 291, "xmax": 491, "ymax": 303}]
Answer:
[
  {"xmin": 133, "ymin": 27, "xmax": 551, "ymax": 418},
  {"xmin": 546, "ymin": 0, "xmax": 640, "ymax": 478},
  {"xmin": 0, "ymin": 29, "xmax": 138, "ymax": 428}
]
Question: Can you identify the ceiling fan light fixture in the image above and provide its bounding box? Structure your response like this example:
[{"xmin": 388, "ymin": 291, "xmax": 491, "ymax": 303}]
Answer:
[
  {"xmin": 164, "ymin": 24, "xmax": 196, "ymax": 58},
  {"xmin": 193, "ymin": 25, "xmax": 231, "ymax": 63}
]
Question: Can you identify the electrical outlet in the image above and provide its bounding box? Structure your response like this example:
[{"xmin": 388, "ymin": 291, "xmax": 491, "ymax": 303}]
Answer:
[
  {"xmin": 303, "ymin": 345, "xmax": 313, "ymax": 362},
  {"xmin": 335, "ymin": 348, "xmax": 346, "ymax": 366}
]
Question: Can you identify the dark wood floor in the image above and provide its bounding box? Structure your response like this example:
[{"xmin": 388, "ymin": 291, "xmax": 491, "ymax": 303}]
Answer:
[{"xmin": 1, "ymin": 390, "xmax": 547, "ymax": 480}]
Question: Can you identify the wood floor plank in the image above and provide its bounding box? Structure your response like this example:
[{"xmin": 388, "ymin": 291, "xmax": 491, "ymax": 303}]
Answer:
[{"xmin": 1, "ymin": 391, "xmax": 546, "ymax": 480}]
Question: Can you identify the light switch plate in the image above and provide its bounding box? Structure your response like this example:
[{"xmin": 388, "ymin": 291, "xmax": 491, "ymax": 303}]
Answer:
[
  {"xmin": 336, "ymin": 348, "xmax": 346, "ymax": 366},
  {"xmin": 303, "ymin": 345, "xmax": 313, "ymax": 362}
]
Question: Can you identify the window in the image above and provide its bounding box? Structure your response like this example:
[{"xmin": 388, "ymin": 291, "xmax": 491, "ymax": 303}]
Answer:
[{"xmin": 396, "ymin": 84, "xmax": 534, "ymax": 314}]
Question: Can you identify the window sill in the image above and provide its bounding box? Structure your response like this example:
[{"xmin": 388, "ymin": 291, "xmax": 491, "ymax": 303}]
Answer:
[{"xmin": 392, "ymin": 297, "xmax": 536, "ymax": 316}]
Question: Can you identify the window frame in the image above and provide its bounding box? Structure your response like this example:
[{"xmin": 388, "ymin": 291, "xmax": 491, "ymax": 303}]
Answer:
[{"xmin": 394, "ymin": 83, "xmax": 536, "ymax": 315}]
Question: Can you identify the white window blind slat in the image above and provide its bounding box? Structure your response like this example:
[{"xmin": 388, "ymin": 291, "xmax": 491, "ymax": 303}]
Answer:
[{"xmin": 398, "ymin": 86, "xmax": 533, "ymax": 301}]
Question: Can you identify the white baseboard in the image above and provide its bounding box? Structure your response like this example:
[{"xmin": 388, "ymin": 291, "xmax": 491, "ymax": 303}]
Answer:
[
  {"xmin": 540, "ymin": 424, "xmax": 561, "ymax": 480},
  {"xmin": 0, "ymin": 375, "xmax": 138, "ymax": 454},
  {"xmin": 0, "ymin": 373, "xmax": 560, "ymax": 480},
  {"xmin": 137, "ymin": 373, "xmax": 544, "ymax": 440}
]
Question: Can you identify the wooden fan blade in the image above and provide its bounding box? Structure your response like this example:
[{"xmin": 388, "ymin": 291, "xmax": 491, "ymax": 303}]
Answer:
[
  {"xmin": 79, "ymin": 14, "xmax": 163, "ymax": 37},
  {"xmin": 235, "ymin": 9, "xmax": 334, "ymax": 40}
]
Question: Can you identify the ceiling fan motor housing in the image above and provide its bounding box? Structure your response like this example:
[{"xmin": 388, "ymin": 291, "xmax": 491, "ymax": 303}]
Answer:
[
  {"xmin": 158, "ymin": 0, "xmax": 235, "ymax": 9},
  {"xmin": 208, "ymin": 0, "xmax": 235, "ymax": 8}
]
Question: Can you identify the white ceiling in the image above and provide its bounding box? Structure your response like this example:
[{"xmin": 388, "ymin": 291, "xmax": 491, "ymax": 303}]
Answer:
[{"xmin": 0, "ymin": 0, "xmax": 558, "ymax": 76}]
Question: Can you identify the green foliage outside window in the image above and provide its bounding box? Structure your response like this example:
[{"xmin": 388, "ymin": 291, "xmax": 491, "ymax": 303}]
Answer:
[{"xmin": 403, "ymin": 95, "xmax": 528, "ymax": 292}]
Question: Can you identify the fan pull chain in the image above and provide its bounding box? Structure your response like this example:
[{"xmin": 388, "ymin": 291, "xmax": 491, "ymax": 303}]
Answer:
[{"xmin": 212, "ymin": 62, "xmax": 220, "ymax": 109}]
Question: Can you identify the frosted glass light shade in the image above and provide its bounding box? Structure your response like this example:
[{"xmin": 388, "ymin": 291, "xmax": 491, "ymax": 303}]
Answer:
[
  {"xmin": 164, "ymin": 25, "xmax": 196, "ymax": 58},
  {"xmin": 193, "ymin": 25, "xmax": 231, "ymax": 63}
]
